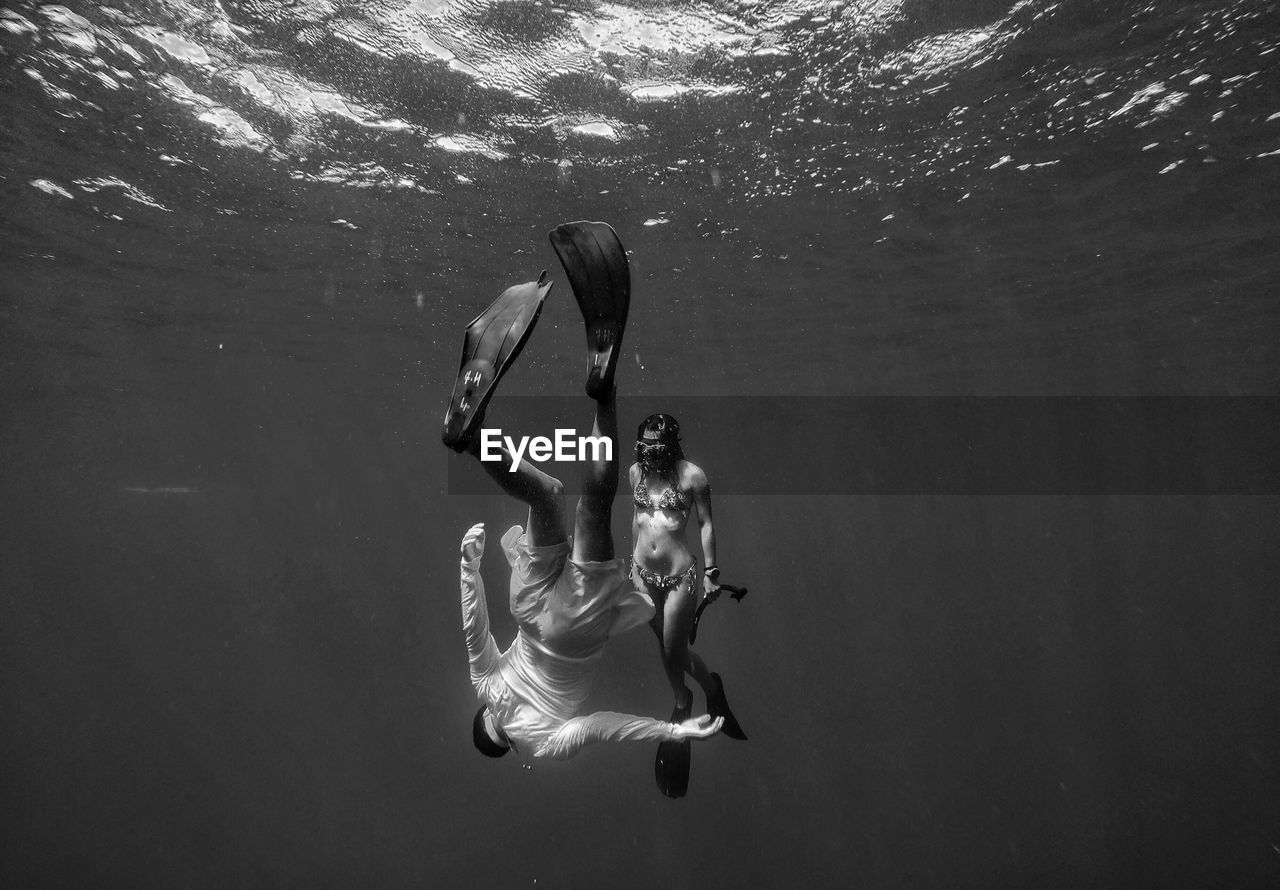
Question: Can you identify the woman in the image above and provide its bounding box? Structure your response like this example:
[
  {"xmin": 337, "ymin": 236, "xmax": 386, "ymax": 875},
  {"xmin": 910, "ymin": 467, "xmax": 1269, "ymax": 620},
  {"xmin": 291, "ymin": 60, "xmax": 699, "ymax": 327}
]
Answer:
[{"xmin": 630, "ymin": 413, "xmax": 746, "ymax": 795}]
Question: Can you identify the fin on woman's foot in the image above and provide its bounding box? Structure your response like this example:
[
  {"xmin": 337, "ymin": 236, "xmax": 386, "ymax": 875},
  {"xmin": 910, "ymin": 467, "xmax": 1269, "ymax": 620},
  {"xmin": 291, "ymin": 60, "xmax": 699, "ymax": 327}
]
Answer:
[
  {"xmin": 441, "ymin": 273, "xmax": 552, "ymax": 452},
  {"xmin": 548, "ymin": 221, "xmax": 629, "ymax": 401},
  {"xmin": 654, "ymin": 701, "xmax": 691, "ymax": 799},
  {"xmin": 707, "ymin": 672, "xmax": 747, "ymax": 740}
]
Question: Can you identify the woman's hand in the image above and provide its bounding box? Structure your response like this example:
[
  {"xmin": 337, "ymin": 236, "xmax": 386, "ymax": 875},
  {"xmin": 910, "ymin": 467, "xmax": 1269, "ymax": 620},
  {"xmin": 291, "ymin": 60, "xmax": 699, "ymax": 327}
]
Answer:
[
  {"xmin": 702, "ymin": 572, "xmax": 722, "ymax": 603},
  {"xmin": 461, "ymin": 522, "xmax": 486, "ymax": 561}
]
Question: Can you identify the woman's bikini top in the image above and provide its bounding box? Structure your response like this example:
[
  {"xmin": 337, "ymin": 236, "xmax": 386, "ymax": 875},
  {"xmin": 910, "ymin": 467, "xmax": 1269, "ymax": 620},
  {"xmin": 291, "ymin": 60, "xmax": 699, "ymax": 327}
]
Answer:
[{"xmin": 633, "ymin": 476, "xmax": 690, "ymax": 513}]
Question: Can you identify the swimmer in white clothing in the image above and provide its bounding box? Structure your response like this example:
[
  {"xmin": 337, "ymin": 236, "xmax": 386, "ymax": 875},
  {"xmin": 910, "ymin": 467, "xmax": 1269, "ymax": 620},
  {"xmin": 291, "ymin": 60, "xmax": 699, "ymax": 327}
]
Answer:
[{"xmin": 444, "ymin": 222, "xmax": 723, "ymax": 761}]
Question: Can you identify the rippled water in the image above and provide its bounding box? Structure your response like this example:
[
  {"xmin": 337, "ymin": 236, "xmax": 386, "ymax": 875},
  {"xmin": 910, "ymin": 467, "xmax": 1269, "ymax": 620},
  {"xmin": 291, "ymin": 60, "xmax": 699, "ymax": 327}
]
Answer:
[
  {"xmin": 7, "ymin": 0, "xmax": 1279, "ymax": 200},
  {"xmin": 3, "ymin": 1, "xmax": 1279, "ymax": 886},
  {"xmin": 6, "ymin": 0, "xmax": 1280, "ymax": 396}
]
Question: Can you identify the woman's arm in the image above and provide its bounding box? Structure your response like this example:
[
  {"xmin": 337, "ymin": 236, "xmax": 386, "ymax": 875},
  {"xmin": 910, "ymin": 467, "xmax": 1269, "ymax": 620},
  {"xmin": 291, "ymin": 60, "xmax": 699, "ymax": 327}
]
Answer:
[
  {"xmin": 689, "ymin": 464, "xmax": 720, "ymax": 600},
  {"xmin": 628, "ymin": 462, "xmax": 641, "ymax": 548}
]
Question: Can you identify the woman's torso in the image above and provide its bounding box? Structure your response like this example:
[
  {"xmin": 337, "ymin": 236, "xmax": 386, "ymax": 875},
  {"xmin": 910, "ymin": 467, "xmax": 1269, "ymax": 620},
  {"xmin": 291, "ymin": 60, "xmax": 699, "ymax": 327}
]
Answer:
[{"xmin": 630, "ymin": 460, "xmax": 695, "ymax": 574}]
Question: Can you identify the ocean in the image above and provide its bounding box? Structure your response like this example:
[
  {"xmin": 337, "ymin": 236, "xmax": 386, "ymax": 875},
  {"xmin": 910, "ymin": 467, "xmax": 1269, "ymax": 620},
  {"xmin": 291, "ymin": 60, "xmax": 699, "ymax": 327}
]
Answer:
[{"xmin": 2, "ymin": 0, "xmax": 1278, "ymax": 886}]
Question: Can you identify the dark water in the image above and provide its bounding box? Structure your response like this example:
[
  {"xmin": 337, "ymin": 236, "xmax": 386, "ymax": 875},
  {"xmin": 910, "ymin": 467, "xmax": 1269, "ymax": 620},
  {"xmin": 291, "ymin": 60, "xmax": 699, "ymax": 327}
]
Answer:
[{"xmin": 3, "ymin": 0, "xmax": 1279, "ymax": 886}]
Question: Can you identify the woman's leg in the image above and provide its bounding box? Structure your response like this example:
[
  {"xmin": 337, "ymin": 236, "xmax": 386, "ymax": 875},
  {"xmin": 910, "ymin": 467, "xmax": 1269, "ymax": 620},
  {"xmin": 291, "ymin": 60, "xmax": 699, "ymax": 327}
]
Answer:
[
  {"xmin": 647, "ymin": 574, "xmax": 715, "ymax": 708},
  {"xmin": 571, "ymin": 388, "xmax": 617, "ymax": 562},
  {"xmin": 646, "ymin": 587, "xmax": 688, "ymax": 708},
  {"xmin": 663, "ymin": 576, "xmax": 715, "ymax": 702},
  {"xmin": 467, "ymin": 436, "xmax": 566, "ymax": 547}
]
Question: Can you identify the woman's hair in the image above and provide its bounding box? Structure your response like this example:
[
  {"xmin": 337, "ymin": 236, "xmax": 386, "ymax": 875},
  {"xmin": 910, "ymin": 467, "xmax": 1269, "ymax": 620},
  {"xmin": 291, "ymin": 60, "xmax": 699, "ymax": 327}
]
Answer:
[
  {"xmin": 472, "ymin": 706, "xmax": 510, "ymax": 758},
  {"xmin": 635, "ymin": 413, "xmax": 684, "ymax": 466}
]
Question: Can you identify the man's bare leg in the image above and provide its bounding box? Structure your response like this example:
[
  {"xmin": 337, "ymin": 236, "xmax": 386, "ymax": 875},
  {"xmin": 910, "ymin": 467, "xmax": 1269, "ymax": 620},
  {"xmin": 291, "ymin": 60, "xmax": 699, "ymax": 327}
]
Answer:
[
  {"xmin": 571, "ymin": 388, "xmax": 618, "ymax": 562},
  {"xmin": 466, "ymin": 436, "xmax": 567, "ymax": 547}
]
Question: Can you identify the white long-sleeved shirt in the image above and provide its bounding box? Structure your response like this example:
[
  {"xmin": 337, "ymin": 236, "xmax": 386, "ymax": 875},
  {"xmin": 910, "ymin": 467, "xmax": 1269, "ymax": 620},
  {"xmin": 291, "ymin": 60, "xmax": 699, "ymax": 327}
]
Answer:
[{"xmin": 460, "ymin": 553, "xmax": 679, "ymax": 759}]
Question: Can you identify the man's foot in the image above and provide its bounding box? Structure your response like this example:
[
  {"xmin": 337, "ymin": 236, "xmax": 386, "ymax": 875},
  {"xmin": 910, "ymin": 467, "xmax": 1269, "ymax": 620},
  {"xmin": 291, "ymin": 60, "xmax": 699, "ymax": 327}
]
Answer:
[
  {"xmin": 441, "ymin": 273, "xmax": 553, "ymax": 451},
  {"xmin": 549, "ymin": 221, "xmax": 629, "ymax": 401}
]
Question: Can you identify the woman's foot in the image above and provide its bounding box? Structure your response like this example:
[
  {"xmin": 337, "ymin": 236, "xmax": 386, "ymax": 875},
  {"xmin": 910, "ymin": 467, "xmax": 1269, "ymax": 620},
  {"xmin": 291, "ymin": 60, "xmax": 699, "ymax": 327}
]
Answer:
[
  {"xmin": 706, "ymin": 673, "xmax": 747, "ymax": 740},
  {"xmin": 654, "ymin": 699, "xmax": 692, "ymax": 799}
]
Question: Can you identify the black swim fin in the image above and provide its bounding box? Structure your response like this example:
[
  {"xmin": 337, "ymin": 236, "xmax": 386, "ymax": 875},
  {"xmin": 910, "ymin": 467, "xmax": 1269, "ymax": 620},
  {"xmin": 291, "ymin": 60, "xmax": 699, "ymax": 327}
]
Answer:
[
  {"xmin": 707, "ymin": 673, "xmax": 747, "ymax": 741},
  {"xmin": 654, "ymin": 701, "xmax": 692, "ymax": 799},
  {"xmin": 441, "ymin": 272, "xmax": 553, "ymax": 452},
  {"xmin": 549, "ymin": 221, "xmax": 630, "ymax": 401},
  {"xmin": 690, "ymin": 583, "xmax": 748, "ymax": 646}
]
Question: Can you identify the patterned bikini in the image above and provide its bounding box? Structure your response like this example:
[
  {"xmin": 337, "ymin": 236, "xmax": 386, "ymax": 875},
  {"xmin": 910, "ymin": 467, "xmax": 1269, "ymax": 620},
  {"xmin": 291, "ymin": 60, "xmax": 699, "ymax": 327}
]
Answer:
[{"xmin": 630, "ymin": 478, "xmax": 697, "ymax": 591}]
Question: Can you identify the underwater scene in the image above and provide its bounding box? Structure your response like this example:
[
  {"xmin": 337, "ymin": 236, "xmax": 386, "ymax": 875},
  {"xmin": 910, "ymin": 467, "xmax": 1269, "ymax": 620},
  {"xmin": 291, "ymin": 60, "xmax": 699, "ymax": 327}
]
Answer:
[{"xmin": 3, "ymin": 0, "xmax": 1279, "ymax": 886}]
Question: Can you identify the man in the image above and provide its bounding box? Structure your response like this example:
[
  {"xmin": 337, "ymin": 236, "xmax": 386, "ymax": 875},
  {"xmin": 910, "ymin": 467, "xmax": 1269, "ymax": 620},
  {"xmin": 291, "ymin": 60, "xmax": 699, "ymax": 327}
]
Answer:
[{"xmin": 443, "ymin": 221, "xmax": 723, "ymax": 760}]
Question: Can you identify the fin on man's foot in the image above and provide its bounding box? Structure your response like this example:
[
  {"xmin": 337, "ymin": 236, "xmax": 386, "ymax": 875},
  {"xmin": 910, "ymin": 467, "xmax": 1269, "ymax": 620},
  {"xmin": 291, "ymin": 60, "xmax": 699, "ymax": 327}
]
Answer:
[
  {"xmin": 707, "ymin": 673, "xmax": 747, "ymax": 741},
  {"xmin": 549, "ymin": 221, "xmax": 629, "ymax": 401},
  {"xmin": 441, "ymin": 272, "xmax": 553, "ymax": 452},
  {"xmin": 654, "ymin": 701, "xmax": 691, "ymax": 799}
]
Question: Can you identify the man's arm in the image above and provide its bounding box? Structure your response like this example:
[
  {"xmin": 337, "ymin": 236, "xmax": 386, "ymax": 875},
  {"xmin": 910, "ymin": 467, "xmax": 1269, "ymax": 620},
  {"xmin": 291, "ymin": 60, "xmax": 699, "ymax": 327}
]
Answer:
[
  {"xmin": 537, "ymin": 712, "xmax": 723, "ymax": 760},
  {"xmin": 459, "ymin": 523, "xmax": 501, "ymax": 683}
]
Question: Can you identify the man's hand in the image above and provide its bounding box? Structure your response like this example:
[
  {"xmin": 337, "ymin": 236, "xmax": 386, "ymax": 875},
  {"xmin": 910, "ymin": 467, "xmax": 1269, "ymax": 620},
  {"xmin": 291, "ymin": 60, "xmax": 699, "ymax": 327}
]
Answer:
[
  {"xmin": 461, "ymin": 522, "xmax": 486, "ymax": 561},
  {"xmin": 673, "ymin": 713, "xmax": 724, "ymax": 740}
]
